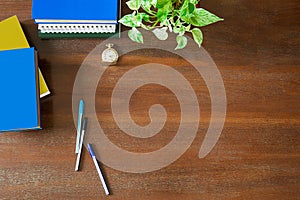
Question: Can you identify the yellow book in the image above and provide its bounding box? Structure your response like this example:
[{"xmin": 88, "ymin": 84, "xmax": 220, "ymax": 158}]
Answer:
[{"xmin": 0, "ymin": 15, "xmax": 50, "ymax": 98}]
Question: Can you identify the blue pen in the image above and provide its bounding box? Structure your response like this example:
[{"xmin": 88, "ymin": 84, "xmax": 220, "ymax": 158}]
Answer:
[
  {"xmin": 76, "ymin": 100, "xmax": 84, "ymax": 154},
  {"xmin": 88, "ymin": 143, "xmax": 110, "ymax": 195}
]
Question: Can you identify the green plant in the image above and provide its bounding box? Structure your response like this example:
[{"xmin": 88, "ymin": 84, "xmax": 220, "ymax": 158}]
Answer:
[{"xmin": 119, "ymin": 0, "xmax": 223, "ymax": 49}]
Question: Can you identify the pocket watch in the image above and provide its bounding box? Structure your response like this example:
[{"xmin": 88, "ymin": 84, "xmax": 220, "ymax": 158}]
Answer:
[{"xmin": 101, "ymin": 43, "xmax": 118, "ymax": 65}]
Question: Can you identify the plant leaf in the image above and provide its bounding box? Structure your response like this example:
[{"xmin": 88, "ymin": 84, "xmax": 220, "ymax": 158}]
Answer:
[
  {"xmin": 141, "ymin": 0, "xmax": 158, "ymax": 13},
  {"xmin": 156, "ymin": 0, "xmax": 172, "ymax": 24},
  {"xmin": 173, "ymin": 23, "xmax": 186, "ymax": 36},
  {"xmin": 179, "ymin": 0, "xmax": 189, "ymax": 17},
  {"xmin": 119, "ymin": 12, "xmax": 145, "ymax": 27},
  {"xmin": 180, "ymin": 2, "xmax": 195, "ymax": 23},
  {"xmin": 156, "ymin": 0, "xmax": 172, "ymax": 9},
  {"xmin": 152, "ymin": 27, "xmax": 168, "ymax": 40},
  {"xmin": 179, "ymin": 0, "xmax": 195, "ymax": 17},
  {"xmin": 128, "ymin": 27, "xmax": 144, "ymax": 43},
  {"xmin": 157, "ymin": 8, "xmax": 169, "ymax": 23},
  {"xmin": 140, "ymin": 12, "xmax": 151, "ymax": 22},
  {"xmin": 188, "ymin": 2, "xmax": 195, "ymax": 13},
  {"xmin": 119, "ymin": 14, "xmax": 136, "ymax": 27},
  {"xmin": 189, "ymin": 8, "xmax": 223, "ymax": 27},
  {"xmin": 191, "ymin": 28, "xmax": 203, "ymax": 47},
  {"xmin": 175, "ymin": 35, "xmax": 187, "ymax": 50},
  {"xmin": 135, "ymin": 13, "xmax": 145, "ymax": 26},
  {"xmin": 141, "ymin": 0, "xmax": 152, "ymax": 13},
  {"xmin": 151, "ymin": 0, "xmax": 157, "ymax": 7},
  {"xmin": 126, "ymin": 0, "xmax": 142, "ymax": 10}
]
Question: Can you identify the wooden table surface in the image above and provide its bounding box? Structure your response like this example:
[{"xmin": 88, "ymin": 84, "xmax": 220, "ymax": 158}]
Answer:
[{"xmin": 0, "ymin": 0, "xmax": 299, "ymax": 199}]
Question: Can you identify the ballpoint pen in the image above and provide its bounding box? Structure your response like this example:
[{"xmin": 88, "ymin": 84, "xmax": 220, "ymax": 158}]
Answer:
[
  {"xmin": 87, "ymin": 143, "xmax": 110, "ymax": 195},
  {"xmin": 75, "ymin": 100, "xmax": 84, "ymax": 154},
  {"xmin": 75, "ymin": 117, "xmax": 87, "ymax": 171}
]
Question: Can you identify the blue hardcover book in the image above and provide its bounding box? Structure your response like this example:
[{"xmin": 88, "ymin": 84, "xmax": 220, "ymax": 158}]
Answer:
[
  {"xmin": 0, "ymin": 47, "xmax": 41, "ymax": 132},
  {"xmin": 32, "ymin": 0, "xmax": 119, "ymax": 23}
]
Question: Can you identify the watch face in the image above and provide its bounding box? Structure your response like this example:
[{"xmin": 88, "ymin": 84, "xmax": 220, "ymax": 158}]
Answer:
[{"xmin": 102, "ymin": 48, "xmax": 118, "ymax": 63}]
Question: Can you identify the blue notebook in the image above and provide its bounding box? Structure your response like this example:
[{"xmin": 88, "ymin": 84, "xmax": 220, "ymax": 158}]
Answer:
[
  {"xmin": 0, "ymin": 47, "xmax": 41, "ymax": 132},
  {"xmin": 32, "ymin": 0, "xmax": 119, "ymax": 22}
]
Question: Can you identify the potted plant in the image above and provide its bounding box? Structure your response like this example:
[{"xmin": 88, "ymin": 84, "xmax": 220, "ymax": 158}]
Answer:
[{"xmin": 119, "ymin": 0, "xmax": 223, "ymax": 49}]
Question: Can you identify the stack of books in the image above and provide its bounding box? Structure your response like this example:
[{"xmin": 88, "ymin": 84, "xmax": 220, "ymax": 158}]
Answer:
[
  {"xmin": 0, "ymin": 16, "xmax": 49, "ymax": 132},
  {"xmin": 0, "ymin": 16, "xmax": 50, "ymax": 98},
  {"xmin": 32, "ymin": 0, "xmax": 120, "ymax": 38}
]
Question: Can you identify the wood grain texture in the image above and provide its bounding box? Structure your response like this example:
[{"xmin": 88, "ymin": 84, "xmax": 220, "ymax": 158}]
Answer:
[{"xmin": 0, "ymin": 0, "xmax": 299, "ymax": 199}]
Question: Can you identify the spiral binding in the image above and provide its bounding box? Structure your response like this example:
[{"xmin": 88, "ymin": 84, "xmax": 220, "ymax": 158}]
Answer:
[{"xmin": 38, "ymin": 24, "xmax": 116, "ymax": 33}]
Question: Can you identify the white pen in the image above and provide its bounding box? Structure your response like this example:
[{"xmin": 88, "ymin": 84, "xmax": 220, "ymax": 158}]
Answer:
[
  {"xmin": 87, "ymin": 143, "xmax": 110, "ymax": 195},
  {"xmin": 75, "ymin": 117, "xmax": 87, "ymax": 171}
]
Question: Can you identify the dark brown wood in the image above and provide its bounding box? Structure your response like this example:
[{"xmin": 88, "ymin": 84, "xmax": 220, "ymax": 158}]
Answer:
[{"xmin": 0, "ymin": 0, "xmax": 299, "ymax": 199}]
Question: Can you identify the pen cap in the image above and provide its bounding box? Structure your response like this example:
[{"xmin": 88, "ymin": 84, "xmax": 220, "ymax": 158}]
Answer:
[
  {"xmin": 88, "ymin": 143, "xmax": 96, "ymax": 157},
  {"xmin": 79, "ymin": 100, "xmax": 84, "ymax": 114}
]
